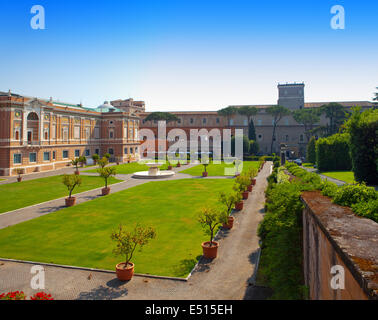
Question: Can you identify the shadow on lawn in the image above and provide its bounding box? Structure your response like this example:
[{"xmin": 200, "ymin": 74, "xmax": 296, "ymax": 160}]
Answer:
[{"xmin": 76, "ymin": 278, "xmax": 128, "ymax": 300}]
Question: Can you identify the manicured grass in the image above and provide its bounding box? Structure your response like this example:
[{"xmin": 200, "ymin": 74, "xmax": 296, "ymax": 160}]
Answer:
[
  {"xmin": 0, "ymin": 175, "xmax": 122, "ymax": 214},
  {"xmin": 0, "ymin": 179, "xmax": 234, "ymax": 277},
  {"xmin": 181, "ymin": 161, "xmax": 260, "ymax": 176},
  {"xmin": 85, "ymin": 162, "xmax": 177, "ymax": 175},
  {"xmin": 302, "ymin": 163, "xmax": 315, "ymax": 168},
  {"xmin": 321, "ymin": 171, "xmax": 356, "ymax": 184}
]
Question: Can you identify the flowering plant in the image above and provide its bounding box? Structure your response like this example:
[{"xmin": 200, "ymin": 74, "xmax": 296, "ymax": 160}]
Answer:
[
  {"xmin": 30, "ymin": 292, "xmax": 54, "ymax": 300},
  {"xmin": 0, "ymin": 291, "xmax": 26, "ymax": 300}
]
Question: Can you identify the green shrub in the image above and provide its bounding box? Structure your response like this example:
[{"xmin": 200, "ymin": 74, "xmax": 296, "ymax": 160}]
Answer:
[
  {"xmin": 351, "ymin": 199, "xmax": 378, "ymax": 222},
  {"xmin": 332, "ymin": 183, "xmax": 378, "ymax": 208},
  {"xmin": 258, "ymin": 181, "xmax": 305, "ymax": 299},
  {"xmin": 315, "ymin": 133, "xmax": 352, "ymax": 171},
  {"xmin": 344, "ymin": 107, "xmax": 378, "ymax": 185},
  {"xmin": 320, "ymin": 180, "xmax": 338, "ymax": 198}
]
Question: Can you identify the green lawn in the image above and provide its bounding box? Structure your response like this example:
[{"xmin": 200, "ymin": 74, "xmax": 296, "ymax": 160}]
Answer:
[
  {"xmin": 321, "ymin": 171, "xmax": 356, "ymax": 184},
  {"xmin": 85, "ymin": 162, "xmax": 178, "ymax": 175},
  {"xmin": 0, "ymin": 175, "xmax": 122, "ymax": 214},
  {"xmin": 302, "ymin": 163, "xmax": 315, "ymax": 169},
  {"xmin": 0, "ymin": 179, "xmax": 233, "ymax": 277},
  {"xmin": 181, "ymin": 161, "xmax": 260, "ymax": 176}
]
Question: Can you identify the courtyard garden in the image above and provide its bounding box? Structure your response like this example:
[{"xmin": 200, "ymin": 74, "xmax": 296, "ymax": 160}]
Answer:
[
  {"xmin": 0, "ymin": 175, "xmax": 122, "ymax": 214},
  {"xmin": 0, "ymin": 179, "xmax": 234, "ymax": 277}
]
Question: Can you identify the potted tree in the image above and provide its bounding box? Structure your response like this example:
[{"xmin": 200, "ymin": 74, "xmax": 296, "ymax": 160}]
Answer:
[
  {"xmin": 71, "ymin": 158, "xmax": 80, "ymax": 175},
  {"xmin": 219, "ymin": 191, "xmax": 240, "ymax": 229},
  {"xmin": 247, "ymin": 167, "xmax": 258, "ymax": 190},
  {"xmin": 92, "ymin": 154, "xmax": 99, "ymax": 165},
  {"xmin": 198, "ymin": 206, "xmax": 228, "ymax": 259},
  {"xmin": 111, "ymin": 224, "xmax": 156, "ymax": 281},
  {"xmin": 62, "ymin": 174, "xmax": 82, "ymax": 207},
  {"xmin": 98, "ymin": 166, "xmax": 117, "ymax": 195},
  {"xmin": 98, "ymin": 157, "xmax": 109, "ymax": 169},
  {"xmin": 234, "ymin": 175, "xmax": 250, "ymax": 200},
  {"xmin": 202, "ymin": 163, "xmax": 209, "ymax": 177},
  {"xmin": 78, "ymin": 156, "xmax": 87, "ymax": 168},
  {"xmin": 177, "ymin": 161, "xmax": 181, "ymax": 168},
  {"xmin": 16, "ymin": 168, "xmax": 24, "ymax": 182},
  {"xmin": 234, "ymin": 159, "xmax": 243, "ymax": 176},
  {"xmin": 166, "ymin": 156, "xmax": 173, "ymax": 170}
]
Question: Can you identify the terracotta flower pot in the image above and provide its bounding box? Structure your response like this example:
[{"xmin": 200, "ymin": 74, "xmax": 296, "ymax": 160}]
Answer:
[
  {"xmin": 223, "ymin": 216, "xmax": 235, "ymax": 229},
  {"xmin": 247, "ymin": 185, "xmax": 253, "ymax": 192},
  {"xmin": 168, "ymin": 165, "xmax": 173, "ymax": 170},
  {"xmin": 102, "ymin": 187, "xmax": 110, "ymax": 196},
  {"xmin": 65, "ymin": 197, "xmax": 76, "ymax": 207},
  {"xmin": 17, "ymin": 177, "xmax": 22, "ymax": 182},
  {"xmin": 251, "ymin": 178, "xmax": 256, "ymax": 186},
  {"xmin": 242, "ymin": 191, "xmax": 249, "ymax": 200},
  {"xmin": 115, "ymin": 262, "xmax": 134, "ymax": 281},
  {"xmin": 177, "ymin": 163, "xmax": 181, "ymax": 167},
  {"xmin": 75, "ymin": 170, "xmax": 80, "ymax": 175},
  {"xmin": 235, "ymin": 201, "xmax": 244, "ymax": 211},
  {"xmin": 201, "ymin": 241, "xmax": 219, "ymax": 259},
  {"xmin": 202, "ymin": 172, "xmax": 208, "ymax": 177}
]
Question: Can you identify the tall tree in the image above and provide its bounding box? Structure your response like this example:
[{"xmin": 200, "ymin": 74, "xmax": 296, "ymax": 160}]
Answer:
[
  {"xmin": 320, "ymin": 103, "xmax": 348, "ymax": 136},
  {"xmin": 248, "ymin": 118, "xmax": 257, "ymax": 141},
  {"xmin": 144, "ymin": 112, "xmax": 179, "ymax": 123},
  {"xmin": 373, "ymin": 87, "xmax": 378, "ymax": 105},
  {"xmin": 217, "ymin": 106, "xmax": 237, "ymax": 126},
  {"xmin": 292, "ymin": 108, "xmax": 321, "ymax": 141},
  {"xmin": 266, "ymin": 105, "xmax": 291, "ymax": 154},
  {"xmin": 237, "ymin": 106, "xmax": 258, "ymax": 139}
]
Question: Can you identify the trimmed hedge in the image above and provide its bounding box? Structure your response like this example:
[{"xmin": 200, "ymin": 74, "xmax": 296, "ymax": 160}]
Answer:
[
  {"xmin": 344, "ymin": 108, "xmax": 378, "ymax": 185},
  {"xmin": 315, "ymin": 133, "xmax": 352, "ymax": 171}
]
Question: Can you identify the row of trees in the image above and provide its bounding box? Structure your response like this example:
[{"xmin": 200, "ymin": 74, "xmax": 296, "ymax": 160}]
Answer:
[{"xmin": 218, "ymin": 103, "xmax": 352, "ymax": 154}]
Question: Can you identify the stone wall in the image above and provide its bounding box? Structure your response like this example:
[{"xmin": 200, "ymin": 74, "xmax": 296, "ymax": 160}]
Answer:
[{"xmin": 301, "ymin": 191, "xmax": 378, "ymax": 300}]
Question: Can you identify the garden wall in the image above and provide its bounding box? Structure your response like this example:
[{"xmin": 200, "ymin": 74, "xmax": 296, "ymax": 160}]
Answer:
[{"xmin": 301, "ymin": 191, "xmax": 378, "ymax": 300}]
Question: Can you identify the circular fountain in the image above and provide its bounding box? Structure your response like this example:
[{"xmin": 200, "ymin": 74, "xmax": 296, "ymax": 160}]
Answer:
[{"xmin": 132, "ymin": 162, "xmax": 175, "ymax": 179}]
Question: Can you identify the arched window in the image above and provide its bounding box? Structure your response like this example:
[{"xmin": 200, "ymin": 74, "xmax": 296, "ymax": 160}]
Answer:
[{"xmin": 27, "ymin": 112, "xmax": 39, "ymax": 120}]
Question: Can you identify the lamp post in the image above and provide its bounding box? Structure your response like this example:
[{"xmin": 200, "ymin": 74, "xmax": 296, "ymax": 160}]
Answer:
[{"xmin": 280, "ymin": 143, "xmax": 287, "ymax": 166}]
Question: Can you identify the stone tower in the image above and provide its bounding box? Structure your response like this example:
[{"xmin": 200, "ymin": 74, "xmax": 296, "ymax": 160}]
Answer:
[{"xmin": 277, "ymin": 83, "xmax": 305, "ymax": 110}]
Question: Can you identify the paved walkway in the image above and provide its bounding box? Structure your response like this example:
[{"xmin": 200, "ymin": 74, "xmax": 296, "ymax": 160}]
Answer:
[
  {"xmin": 0, "ymin": 162, "xmax": 272, "ymax": 300},
  {"xmin": 301, "ymin": 166, "xmax": 346, "ymax": 186}
]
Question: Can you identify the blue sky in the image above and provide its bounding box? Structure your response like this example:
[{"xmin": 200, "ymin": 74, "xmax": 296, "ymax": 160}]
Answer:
[{"xmin": 0, "ymin": 0, "xmax": 377, "ymax": 111}]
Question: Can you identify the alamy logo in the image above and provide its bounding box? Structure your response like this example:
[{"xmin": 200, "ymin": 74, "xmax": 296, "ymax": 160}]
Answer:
[
  {"xmin": 330, "ymin": 265, "xmax": 345, "ymax": 290},
  {"xmin": 30, "ymin": 5, "xmax": 45, "ymax": 30},
  {"xmin": 330, "ymin": 5, "xmax": 345, "ymax": 30},
  {"xmin": 30, "ymin": 265, "xmax": 45, "ymax": 290}
]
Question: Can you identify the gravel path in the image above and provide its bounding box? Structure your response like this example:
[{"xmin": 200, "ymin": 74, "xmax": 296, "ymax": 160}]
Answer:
[{"xmin": 0, "ymin": 162, "xmax": 272, "ymax": 300}]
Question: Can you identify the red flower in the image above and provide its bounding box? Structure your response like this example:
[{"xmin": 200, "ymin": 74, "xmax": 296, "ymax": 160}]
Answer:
[{"xmin": 30, "ymin": 292, "xmax": 54, "ymax": 300}]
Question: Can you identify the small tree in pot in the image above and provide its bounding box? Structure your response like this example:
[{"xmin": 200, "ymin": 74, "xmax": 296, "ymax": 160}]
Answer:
[
  {"xmin": 62, "ymin": 174, "xmax": 82, "ymax": 207},
  {"xmin": 111, "ymin": 224, "xmax": 156, "ymax": 281},
  {"xmin": 202, "ymin": 163, "xmax": 209, "ymax": 177},
  {"xmin": 198, "ymin": 206, "xmax": 228, "ymax": 259},
  {"xmin": 78, "ymin": 156, "xmax": 87, "ymax": 168},
  {"xmin": 219, "ymin": 191, "xmax": 240, "ymax": 229},
  {"xmin": 16, "ymin": 168, "xmax": 24, "ymax": 182},
  {"xmin": 234, "ymin": 175, "xmax": 250, "ymax": 200},
  {"xmin": 247, "ymin": 167, "xmax": 258, "ymax": 190},
  {"xmin": 71, "ymin": 158, "xmax": 80, "ymax": 175},
  {"xmin": 98, "ymin": 157, "xmax": 109, "ymax": 169},
  {"xmin": 98, "ymin": 166, "xmax": 117, "ymax": 195},
  {"xmin": 92, "ymin": 154, "xmax": 99, "ymax": 165}
]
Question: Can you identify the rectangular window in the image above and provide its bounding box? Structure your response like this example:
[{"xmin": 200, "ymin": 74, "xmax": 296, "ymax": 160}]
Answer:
[
  {"xmin": 216, "ymin": 118, "xmax": 220, "ymax": 124},
  {"xmin": 229, "ymin": 119, "xmax": 234, "ymax": 125},
  {"xmin": 43, "ymin": 152, "xmax": 50, "ymax": 161},
  {"xmin": 75, "ymin": 150, "xmax": 80, "ymax": 157},
  {"xmin": 257, "ymin": 119, "xmax": 262, "ymax": 126},
  {"xmin": 74, "ymin": 126, "xmax": 80, "ymax": 139},
  {"xmin": 29, "ymin": 152, "xmax": 37, "ymax": 163},
  {"xmin": 62, "ymin": 127, "xmax": 69, "ymax": 140},
  {"xmin": 63, "ymin": 150, "xmax": 69, "ymax": 159},
  {"xmin": 94, "ymin": 127, "xmax": 100, "ymax": 139},
  {"xmin": 124, "ymin": 147, "xmax": 128, "ymax": 154},
  {"xmin": 108, "ymin": 148, "xmax": 114, "ymax": 155},
  {"xmin": 85, "ymin": 149, "xmax": 90, "ymax": 157},
  {"xmin": 130, "ymin": 147, "xmax": 133, "ymax": 154},
  {"xmin": 52, "ymin": 151, "xmax": 56, "ymax": 160},
  {"xmin": 203, "ymin": 118, "xmax": 207, "ymax": 124},
  {"xmin": 190, "ymin": 118, "xmax": 194, "ymax": 124},
  {"xmin": 95, "ymin": 149, "xmax": 99, "ymax": 155},
  {"xmin": 14, "ymin": 153, "xmax": 22, "ymax": 164}
]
